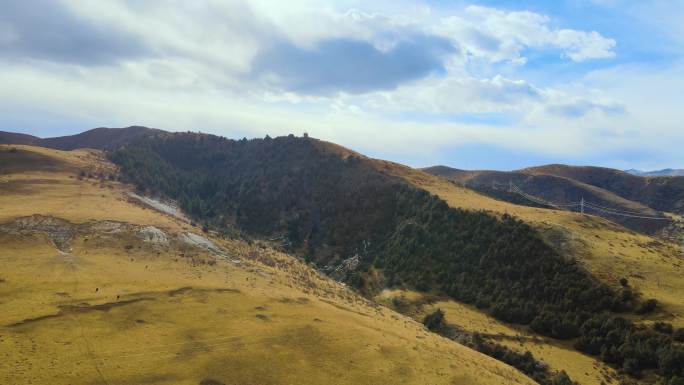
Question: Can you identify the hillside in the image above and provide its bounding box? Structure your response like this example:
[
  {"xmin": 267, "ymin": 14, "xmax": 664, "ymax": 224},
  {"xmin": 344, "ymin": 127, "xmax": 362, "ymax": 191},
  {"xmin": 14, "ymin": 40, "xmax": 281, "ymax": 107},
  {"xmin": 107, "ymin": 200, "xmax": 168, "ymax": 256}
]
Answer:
[
  {"xmin": 3, "ymin": 131, "xmax": 683, "ymax": 384},
  {"xmin": 377, "ymin": 289, "xmax": 623, "ymax": 385},
  {"xmin": 106, "ymin": 132, "xmax": 683, "ymax": 383},
  {"xmin": 423, "ymin": 164, "xmax": 682, "ymax": 236},
  {"xmin": 381, "ymin": 160, "xmax": 684, "ymax": 384},
  {"xmin": 395, "ymin": 161, "xmax": 684, "ymax": 324},
  {"xmin": 0, "ymin": 131, "xmax": 40, "ymax": 145},
  {"xmin": 0, "ymin": 126, "xmax": 160, "ymax": 151},
  {"xmin": 524, "ymin": 164, "xmax": 684, "ymax": 214},
  {"xmin": 0, "ymin": 144, "xmax": 536, "ymax": 385}
]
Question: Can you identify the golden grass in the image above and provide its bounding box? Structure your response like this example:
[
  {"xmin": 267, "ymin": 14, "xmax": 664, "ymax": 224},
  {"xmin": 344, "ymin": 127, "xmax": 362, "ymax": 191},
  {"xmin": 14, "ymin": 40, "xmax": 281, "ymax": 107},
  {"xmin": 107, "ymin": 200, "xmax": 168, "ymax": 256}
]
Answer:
[
  {"xmin": 0, "ymin": 145, "xmax": 183, "ymax": 230},
  {"xmin": 0, "ymin": 145, "xmax": 534, "ymax": 385}
]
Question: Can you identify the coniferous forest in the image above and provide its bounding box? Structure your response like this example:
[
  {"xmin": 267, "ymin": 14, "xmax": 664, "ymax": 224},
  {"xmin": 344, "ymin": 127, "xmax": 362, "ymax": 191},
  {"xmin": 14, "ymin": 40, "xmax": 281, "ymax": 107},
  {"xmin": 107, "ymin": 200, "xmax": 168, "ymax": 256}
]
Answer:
[{"xmin": 110, "ymin": 133, "xmax": 683, "ymax": 383}]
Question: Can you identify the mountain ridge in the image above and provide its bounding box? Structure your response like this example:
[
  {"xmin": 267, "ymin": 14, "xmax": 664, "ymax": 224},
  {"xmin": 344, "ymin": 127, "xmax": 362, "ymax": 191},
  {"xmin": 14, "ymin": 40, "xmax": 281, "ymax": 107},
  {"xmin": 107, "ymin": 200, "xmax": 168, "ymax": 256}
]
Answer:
[
  {"xmin": 0, "ymin": 126, "xmax": 162, "ymax": 151},
  {"xmin": 423, "ymin": 163, "xmax": 684, "ymax": 236},
  {"xmin": 626, "ymin": 168, "xmax": 684, "ymax": 177}
]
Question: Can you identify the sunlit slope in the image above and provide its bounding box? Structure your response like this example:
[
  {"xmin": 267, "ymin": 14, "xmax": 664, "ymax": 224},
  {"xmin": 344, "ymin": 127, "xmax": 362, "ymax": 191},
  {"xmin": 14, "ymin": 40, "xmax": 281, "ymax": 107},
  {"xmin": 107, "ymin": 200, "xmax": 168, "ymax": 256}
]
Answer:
[
  {"xmin": 377, "ymin": 289, "xmax": 622, "ymax": 385},
  {"xmin": 374, "ymin": 159, "xmax": 684, "ymax": 327},
  {"xmin": 0, "ymin": 145, "xmax": 534, "ymax": 385},
  {"xmin": 0, "ymin": 145, "xmax": 183, "ymax": 228}
]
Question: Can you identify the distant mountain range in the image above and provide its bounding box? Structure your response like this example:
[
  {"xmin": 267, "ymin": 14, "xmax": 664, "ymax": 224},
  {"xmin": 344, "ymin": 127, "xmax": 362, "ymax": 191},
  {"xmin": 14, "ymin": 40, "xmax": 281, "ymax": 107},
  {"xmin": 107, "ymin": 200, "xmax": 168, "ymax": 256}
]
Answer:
[
  {"xmin": 424, "ymin": 164, "xmax": 684, "ymax": 235},
  {"xmin": 0, "ymin": 126, "xmax": 162, "ymax": 151},
  {"xmin": 625, "ymin": 168, "xmax": 684, "ymax": 177}
]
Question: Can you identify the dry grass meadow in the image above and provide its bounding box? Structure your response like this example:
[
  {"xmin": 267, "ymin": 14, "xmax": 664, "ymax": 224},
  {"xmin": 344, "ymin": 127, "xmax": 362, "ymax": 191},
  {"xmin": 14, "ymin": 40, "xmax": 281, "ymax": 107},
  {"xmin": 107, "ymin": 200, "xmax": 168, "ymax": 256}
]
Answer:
[{"xmin": 0, "ymin": 145, "xmax": 534, "ymax": 385}]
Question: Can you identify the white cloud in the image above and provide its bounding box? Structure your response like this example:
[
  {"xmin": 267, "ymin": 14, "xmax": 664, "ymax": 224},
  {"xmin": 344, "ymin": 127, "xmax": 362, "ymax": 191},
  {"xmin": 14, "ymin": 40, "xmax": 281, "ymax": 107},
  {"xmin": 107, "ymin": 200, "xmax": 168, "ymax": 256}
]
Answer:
[
  {"xmin": 358, "ymin": 74, "xmax": 542, "ymax": 115},
  {"xmin": 555, "ymin": 29, "xmax": 615, "ymax": 61},
  {"xmin": 433, "ymin": 5, "xmax": 615, "ymax": 63}
]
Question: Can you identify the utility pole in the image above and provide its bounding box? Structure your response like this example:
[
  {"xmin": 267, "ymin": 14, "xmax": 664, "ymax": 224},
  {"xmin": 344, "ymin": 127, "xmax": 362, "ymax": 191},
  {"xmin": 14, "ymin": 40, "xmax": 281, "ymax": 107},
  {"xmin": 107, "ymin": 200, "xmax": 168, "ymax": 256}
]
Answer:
[{"xmin": 580, "ymin": 197, "xmax": 585, "ymax": 215}]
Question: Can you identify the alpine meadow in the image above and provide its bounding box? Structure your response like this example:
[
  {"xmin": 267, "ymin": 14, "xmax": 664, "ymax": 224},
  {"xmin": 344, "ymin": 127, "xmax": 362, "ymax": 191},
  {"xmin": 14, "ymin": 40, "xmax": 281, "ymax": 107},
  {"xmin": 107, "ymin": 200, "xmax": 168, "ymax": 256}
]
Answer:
[{"xmin": 1, "ymin": 1, "xmax": 683, "ymax": 385}]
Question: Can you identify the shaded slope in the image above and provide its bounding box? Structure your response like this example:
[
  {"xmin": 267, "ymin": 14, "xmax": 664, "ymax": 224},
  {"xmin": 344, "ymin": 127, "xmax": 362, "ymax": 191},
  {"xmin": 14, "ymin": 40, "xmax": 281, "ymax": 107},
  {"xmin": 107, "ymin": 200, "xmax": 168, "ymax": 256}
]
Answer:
[{"xmin": 0, "ymin": 131, "xmax": 39, "ymax": 145}]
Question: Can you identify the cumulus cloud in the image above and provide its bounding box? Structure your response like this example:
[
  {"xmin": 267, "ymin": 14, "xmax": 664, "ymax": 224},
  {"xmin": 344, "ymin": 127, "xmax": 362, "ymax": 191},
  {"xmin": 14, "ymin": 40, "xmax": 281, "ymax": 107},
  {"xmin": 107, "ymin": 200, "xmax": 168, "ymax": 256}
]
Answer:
[
  {"xmin": 554, "ymin": 30, "xmax": 616, "ymax": 61},
  {"xmin": 252, "ymin": 35, "xmax": 455, "ymax": 95},
  {"xmin": 434, "ymin": 6, "xmax": 615, "ymax": 63}
]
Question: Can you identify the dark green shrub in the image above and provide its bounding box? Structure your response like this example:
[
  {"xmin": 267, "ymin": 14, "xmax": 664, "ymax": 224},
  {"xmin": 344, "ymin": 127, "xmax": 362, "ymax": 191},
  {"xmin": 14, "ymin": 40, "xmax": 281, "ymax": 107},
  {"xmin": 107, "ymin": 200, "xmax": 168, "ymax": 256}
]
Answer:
[
  {"xmin": 423, "ymin": 309, "xmax": 445, "ymax": 331},
  {"xmin": 636, "ymin": 299, "xmax": 657, "ymax": 314}
]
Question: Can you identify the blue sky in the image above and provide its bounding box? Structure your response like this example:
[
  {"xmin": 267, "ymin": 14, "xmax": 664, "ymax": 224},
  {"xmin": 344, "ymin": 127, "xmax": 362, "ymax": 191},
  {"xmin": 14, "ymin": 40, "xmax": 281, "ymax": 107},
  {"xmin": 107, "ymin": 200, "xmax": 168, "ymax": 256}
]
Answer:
[{"xmin": 1, "ymin": 0, "xmax": 683, "ymax": 170}]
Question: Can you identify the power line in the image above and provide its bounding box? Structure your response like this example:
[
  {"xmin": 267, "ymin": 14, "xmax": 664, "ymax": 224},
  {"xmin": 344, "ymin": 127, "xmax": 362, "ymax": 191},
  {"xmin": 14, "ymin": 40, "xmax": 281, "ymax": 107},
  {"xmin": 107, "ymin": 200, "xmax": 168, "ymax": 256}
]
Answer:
[
  {"xmin": 583, "ymin": 203, "xmax": 672, "ymax": 220},
  {"xmin": 582, "ymin": 200, "xmax": 662, "ymax": 216},
  {"xmin": 493, "ymin": 181, "xmax": 673, "ymax": 221}
]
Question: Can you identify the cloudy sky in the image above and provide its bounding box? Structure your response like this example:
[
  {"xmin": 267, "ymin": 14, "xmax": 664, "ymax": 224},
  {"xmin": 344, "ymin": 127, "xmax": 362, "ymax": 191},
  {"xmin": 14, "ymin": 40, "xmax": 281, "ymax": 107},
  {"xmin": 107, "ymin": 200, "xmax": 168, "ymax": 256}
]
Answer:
[{"xmin": 1, "ymin": 0, "xmax": 683, "ymax": 170}]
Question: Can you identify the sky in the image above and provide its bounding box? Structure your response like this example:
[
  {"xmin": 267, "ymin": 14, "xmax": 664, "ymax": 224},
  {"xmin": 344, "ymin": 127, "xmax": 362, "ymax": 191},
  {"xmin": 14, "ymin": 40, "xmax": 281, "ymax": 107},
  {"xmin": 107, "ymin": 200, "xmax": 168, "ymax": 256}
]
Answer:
[{"xmin": 1, "ymin": 0, "xmax": 683, "ymax": 170}]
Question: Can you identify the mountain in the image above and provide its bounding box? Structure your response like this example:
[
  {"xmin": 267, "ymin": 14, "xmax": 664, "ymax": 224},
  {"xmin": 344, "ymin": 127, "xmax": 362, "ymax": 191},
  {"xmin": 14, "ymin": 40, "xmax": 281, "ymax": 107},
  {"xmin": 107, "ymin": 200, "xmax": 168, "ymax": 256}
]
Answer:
[
  {"xmin": 0, "ymin": 126, "xmax": 160, "ymax": 150},
  {"xmin": 0, "ymin": 144, "xmax": 537, "ymax": 385},
  {"xmin": 2, "ymin": 129, "xmax": 683, "ymax": 384},
  {"xmin": 108, "ymin": 132, "xmax": 684, "ymax": 383},
  {"xmin": 626, "ymin": 168, "xmax": 684, "ymax": 177},
  {"xmin": 424, "ymin": 164, "xmax": 684, "ymax": 236},
  {"xmin": 523, "ymin": 164, "xmax": 684, "ymax": 216},
  {"xmin": 0, "ymin": 131, "xmax": 40, "ymax": 145}
]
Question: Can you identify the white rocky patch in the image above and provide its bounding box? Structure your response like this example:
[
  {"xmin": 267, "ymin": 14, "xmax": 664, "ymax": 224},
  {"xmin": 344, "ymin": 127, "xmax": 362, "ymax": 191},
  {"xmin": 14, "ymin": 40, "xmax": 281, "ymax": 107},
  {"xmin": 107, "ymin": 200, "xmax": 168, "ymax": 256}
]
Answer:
[
  {"xmin": 179, "ymin": 232, "xmax": 221, "ymax": 253},
  {"xmin": 137, "ymin": 226, "xmax": 169, "ymax": 244},
  {"xmin": 128, "ymin": 192, "xmax": 187, "ymax": 221}
]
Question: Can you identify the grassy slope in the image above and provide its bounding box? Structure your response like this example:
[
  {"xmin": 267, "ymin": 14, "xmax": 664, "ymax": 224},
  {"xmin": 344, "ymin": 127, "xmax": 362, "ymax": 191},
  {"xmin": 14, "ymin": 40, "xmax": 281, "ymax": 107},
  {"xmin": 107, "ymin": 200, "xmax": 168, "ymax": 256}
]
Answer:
[
  {"xmin": 378, "ymin": 289, "xmax": 625, "ymax": 385},
  {"xmin": 376, "ymin": 159, "xmax": 683, "ymax": 327},
  {"xmin": 0, "ymin": 145, "xmax": 533, "ymax": 385},
  {"xmin": 523, "ymin": 164, "xmax": 684, "ymax": 215},
  {"xmin": 423, "ymin": 165, "xmax": 673, "ymax": 236},
  {"xmin": 368, "ymin": 159, "xmax": 684, "ymax": 385}
]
